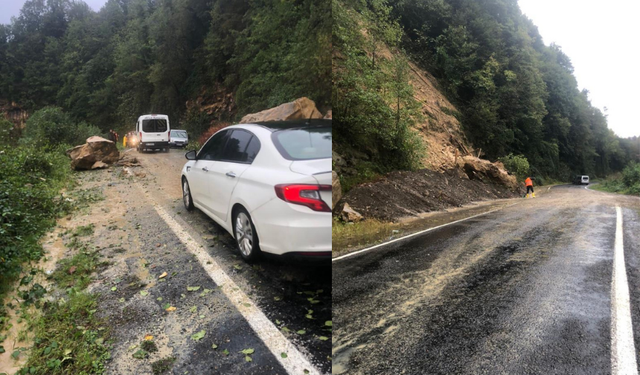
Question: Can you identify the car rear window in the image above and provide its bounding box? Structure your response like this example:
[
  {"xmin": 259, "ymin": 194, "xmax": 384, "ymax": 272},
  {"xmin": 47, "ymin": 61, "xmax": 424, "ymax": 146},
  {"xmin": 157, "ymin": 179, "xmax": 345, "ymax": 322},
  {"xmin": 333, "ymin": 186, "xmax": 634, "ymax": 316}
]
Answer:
[
  {"xmin": 142, "ymin": 119, "xmax": 168, "ymax": 132},
  {"xmin": 171, "ymin": 130, "xmax": 187, "ymax": 138},
  {"xmin": 271, "ymin": 126, "xmax": 332, "ymax": 160}
]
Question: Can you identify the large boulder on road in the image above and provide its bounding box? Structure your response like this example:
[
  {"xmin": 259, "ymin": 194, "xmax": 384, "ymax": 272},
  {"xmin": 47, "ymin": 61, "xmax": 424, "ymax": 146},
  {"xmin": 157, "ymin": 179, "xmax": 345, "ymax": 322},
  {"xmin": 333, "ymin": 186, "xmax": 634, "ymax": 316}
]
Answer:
[
  {"xmin": 332, "ymin": 171, "xmax": 342, "ymax": 210},
  {"xmin": 66, "ymin": 136, "xmax": 120, "ymax": 170},
  {"xmin": 240, "ymin": 97, "xmax": 323, "ymax": 123}
]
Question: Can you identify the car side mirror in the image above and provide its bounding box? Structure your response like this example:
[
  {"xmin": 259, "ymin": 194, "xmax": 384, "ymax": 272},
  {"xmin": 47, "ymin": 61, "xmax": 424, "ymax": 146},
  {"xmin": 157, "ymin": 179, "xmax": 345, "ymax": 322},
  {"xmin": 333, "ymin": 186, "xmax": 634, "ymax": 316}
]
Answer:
[{"xmin": 185, "ymin": 150, "xmax": 197, "ymax": 160}]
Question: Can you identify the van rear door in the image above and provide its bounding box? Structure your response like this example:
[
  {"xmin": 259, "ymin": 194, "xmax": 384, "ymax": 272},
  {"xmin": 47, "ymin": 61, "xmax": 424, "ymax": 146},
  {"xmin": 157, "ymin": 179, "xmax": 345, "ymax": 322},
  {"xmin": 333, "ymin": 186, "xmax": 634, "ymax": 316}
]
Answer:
[{"xmin": 141, "ymin": 118, "xmax": 169, "ymax": 143}]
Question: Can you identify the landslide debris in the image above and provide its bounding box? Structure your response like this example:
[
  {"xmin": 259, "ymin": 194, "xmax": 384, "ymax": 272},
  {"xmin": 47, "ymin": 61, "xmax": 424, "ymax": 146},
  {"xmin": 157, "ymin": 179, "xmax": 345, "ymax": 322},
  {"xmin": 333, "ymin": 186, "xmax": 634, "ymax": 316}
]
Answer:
[
  {"xmin": 66, "ymin": 136, "xmax": 120, "ymax": 170},
  {"xmin": 239, "ymin": 97, "xmax": 323, "ymax": 123},
  {"xmin": 340, "ymin": 168, "xmax": 520, "ymax": 222}
]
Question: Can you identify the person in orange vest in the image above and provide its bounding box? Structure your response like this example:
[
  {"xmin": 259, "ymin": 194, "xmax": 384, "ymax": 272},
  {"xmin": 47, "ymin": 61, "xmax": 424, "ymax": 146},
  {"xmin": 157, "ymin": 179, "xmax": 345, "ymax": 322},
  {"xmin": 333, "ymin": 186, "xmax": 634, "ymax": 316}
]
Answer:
[{"xmin": 525, "ymin": 177, "xmax": 535, "ymax": 198}]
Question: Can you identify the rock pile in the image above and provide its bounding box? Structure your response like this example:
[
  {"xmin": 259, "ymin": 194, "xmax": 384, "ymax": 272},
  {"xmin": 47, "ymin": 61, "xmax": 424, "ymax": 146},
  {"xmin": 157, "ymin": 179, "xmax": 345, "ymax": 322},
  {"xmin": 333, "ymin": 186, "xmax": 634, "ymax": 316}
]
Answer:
[{"xmin": 66, "ymin": 136, "xmax": 120, "ymax": 170}]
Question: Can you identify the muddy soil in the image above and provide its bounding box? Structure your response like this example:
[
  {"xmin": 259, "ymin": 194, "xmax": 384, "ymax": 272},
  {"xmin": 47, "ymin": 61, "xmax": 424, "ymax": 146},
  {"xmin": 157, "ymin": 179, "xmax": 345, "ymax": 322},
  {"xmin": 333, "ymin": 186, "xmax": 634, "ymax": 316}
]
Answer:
[{"xmin": 340, "ymin": 168, "xmax": 521, "ymax": 222}]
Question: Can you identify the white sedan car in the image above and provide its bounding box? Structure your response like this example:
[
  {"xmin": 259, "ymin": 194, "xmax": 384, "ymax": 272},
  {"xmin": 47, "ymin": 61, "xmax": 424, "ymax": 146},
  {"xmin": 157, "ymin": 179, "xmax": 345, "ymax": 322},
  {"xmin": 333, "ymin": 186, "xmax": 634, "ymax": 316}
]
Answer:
[{"xmin": 181, "ymin": 120, "xmax": 332, "ymax": 261}]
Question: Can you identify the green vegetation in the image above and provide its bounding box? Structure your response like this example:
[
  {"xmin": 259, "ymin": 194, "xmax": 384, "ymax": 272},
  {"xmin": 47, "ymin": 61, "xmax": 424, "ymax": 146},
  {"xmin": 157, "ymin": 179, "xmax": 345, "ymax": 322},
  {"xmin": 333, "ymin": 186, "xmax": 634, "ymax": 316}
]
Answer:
[
  {"xmin": 389, "ymin": 0, "xmax": 638, "ymax": 180},
  {"xmin": 498, "ymin": 154, "xmax": 530, "ymax": 181},
  {"xmin": 592, "ymin": 163, "xmax": 640, "ymax": 196},
  {"xmin": 0, "ymin": 143, "xmax": 73, "ymax": 297},
  {"xmin": 333, "ymin": 0, "xmax": 639, "ymax": 188},
  {"xmin": 22, "ymin": 107, "xmax": 102, "ymax": 147},
  {"xmin": 20, "ymin": 291, "xmax": 110, "ymax": 375},
  {"xmin": 50, "ymin": 247, "xmax": 100, "ymax": 290},
  {"xmin": 333, "ymin": 0, "xmax": 425, "ymax": 188},
  {"xmin": 0, "ymin": 0, "xmax": 330, "ymax": 139}
]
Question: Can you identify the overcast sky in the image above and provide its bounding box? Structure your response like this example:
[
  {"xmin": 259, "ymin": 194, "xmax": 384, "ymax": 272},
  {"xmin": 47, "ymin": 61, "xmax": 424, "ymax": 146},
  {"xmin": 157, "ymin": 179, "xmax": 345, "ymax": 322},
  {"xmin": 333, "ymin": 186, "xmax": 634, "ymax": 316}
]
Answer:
[
  {"xmin": 519, "ymin": 0, "xmax": 640, "ymax": 138},
  {"xmin": 0, "ymin": 0, "xmax": 107, "ymax": 24}
]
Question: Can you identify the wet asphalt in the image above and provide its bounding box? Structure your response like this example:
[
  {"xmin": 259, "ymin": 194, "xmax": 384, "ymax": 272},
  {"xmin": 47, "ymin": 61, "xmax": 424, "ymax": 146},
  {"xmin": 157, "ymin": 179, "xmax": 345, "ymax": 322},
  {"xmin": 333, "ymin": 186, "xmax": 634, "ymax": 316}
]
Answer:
[
  {"xmin": 332, "ymin": 185, "xmax": 640, "ymax": 374},
  {"xmin": 100, "ymin": 148, "xmax": 331, "ymax": 374}
]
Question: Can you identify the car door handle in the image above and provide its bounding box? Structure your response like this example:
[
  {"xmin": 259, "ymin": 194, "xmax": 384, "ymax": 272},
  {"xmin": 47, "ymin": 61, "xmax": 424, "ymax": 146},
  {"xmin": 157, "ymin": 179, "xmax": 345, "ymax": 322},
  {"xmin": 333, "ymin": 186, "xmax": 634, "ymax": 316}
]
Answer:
[
  {"xmin": 225, "ymin": 172, "xmax": 236, "ymax": 178},
  {"xmin": 202, "ymin": 166, "xmax": 209, "ymax": 172}
]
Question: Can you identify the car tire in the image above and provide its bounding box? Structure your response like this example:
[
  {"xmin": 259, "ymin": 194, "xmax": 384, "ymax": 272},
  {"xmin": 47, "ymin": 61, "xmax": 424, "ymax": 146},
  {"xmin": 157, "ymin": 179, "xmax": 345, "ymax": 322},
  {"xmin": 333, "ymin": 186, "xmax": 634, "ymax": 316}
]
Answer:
[
  {"xmin": 233, "ymin": 207, "xmax": 260, "ymax": 262},
  {"xmin": 182, "ymin": 178, "xmax": 194, "ymax": 212}
]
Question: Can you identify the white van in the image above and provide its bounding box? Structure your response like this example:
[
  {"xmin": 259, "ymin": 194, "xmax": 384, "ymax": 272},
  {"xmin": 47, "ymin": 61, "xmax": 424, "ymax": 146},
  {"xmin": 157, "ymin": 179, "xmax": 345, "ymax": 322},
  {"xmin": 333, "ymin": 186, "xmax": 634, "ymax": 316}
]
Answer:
[{"xmin": 135, "ymin": 114, "xmax": 171, "ymax": 152}]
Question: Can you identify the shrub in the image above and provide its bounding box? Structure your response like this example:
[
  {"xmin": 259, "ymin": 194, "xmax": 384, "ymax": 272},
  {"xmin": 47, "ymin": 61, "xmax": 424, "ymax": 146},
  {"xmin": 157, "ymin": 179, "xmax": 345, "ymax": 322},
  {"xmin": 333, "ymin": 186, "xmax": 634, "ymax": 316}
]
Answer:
[
  {"xmin": 21, "ymin": 107, "xmax": 102, "ymax": 147},
  {"xmin": 0, "ymin": 144, "xmax": 73, "ymax": 293},
  {"xmin": 498, "ymin": 153, "xmax": 530, "ymax": 181},
  {"xmin": 622, "ymin": 163, "xmax": 640, "ymax": 188},
  {"xmin": 183, "ymin": 108, "xmax": 212, "ymax": 141}
]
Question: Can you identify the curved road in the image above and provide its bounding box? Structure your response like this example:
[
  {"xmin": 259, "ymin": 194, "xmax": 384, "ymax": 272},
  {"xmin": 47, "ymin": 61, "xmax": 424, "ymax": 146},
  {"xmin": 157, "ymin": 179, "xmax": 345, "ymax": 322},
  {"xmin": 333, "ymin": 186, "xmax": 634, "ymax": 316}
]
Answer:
[{"xmin": 332, "ymin": 185, "xmax": 640, "ymax": 374}]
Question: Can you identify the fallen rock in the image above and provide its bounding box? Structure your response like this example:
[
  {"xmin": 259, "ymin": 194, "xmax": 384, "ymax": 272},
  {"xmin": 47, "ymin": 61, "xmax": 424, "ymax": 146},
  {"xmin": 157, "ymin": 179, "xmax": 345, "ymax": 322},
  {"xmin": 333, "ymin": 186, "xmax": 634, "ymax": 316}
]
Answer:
[
  {"xmin": 461, "ymin": 156, "xmax": 518, "ymax": 191},
  {"xmin": 341, "ymin": 203, "xmax": 363, "ymax": 223},
  {"xmin": 332, "ymin": 171, "xmax": 342, "ymax": 210},
  {"xmin": 91, "ymin": 161, "xmax": 109, "ymax": 169},
  {"xmin": 66, "ymin": 136, "xmax": 120, "ymax": 170},
  {"xmin": 116, "ymin": 154, "xmax": 141, "ymax": 167},
  {"xmin": 240, "ymin": 97, "xmax": 323, "ymax": 123}
]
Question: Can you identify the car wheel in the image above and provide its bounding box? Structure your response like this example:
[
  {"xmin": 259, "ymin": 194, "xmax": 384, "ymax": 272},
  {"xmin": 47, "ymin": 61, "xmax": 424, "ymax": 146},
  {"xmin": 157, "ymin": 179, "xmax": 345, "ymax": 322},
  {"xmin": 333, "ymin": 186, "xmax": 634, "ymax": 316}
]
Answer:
[
  {"xmin": 182, "ymin": 178, "xmax": 194, "ymax": 211},
  {"xmin": 233, "ymin": 208, "xmax": 260, "ymax": 262}
]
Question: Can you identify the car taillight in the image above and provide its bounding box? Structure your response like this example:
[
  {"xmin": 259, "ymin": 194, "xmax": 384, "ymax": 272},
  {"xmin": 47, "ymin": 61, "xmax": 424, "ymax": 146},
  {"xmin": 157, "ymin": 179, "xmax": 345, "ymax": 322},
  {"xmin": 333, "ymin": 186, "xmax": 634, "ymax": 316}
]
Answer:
[{"xmin": 274, "ymin": 184, "xmax": 331, "ymax": 212}]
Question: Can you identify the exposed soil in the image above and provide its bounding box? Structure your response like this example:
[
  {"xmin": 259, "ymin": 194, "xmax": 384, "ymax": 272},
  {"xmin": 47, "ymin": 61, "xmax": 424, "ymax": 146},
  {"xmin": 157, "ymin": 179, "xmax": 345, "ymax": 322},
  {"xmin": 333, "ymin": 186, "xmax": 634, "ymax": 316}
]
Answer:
[{"xmin": 341, "ymin": 168, "xmax": 521, "ymax": 222}]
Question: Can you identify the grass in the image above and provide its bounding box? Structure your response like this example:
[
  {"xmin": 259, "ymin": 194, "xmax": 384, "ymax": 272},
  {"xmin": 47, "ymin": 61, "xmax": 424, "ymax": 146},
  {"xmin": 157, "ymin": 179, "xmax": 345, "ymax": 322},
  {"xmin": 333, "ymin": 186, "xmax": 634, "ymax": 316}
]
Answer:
[
  {"xmin": 50, "ymin": 247, "xmax": 100, "ymax": 290},
  {"xmin": 72, "ymin": 224, "xmax": 95, "ymax": 237},
  {"xmin": 20, "ymin": 291, "xmax": 110, "ymax": 375},
  {"xmin": 151, "ymin": 356, "xmax": 176, "ymax": 374},
  {"xmin": 589, "ymin": 178, "xmax": 639, "ymax": 196},
  {"xmin": 332, "ymin": 217, "xmax": 402, "ymax": 255}
]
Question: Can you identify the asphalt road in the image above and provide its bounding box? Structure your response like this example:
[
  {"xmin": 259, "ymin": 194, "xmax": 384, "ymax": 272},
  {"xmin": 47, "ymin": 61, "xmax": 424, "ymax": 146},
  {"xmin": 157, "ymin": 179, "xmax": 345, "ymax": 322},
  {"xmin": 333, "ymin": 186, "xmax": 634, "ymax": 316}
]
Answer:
[
  {"xmin": 332, "ymin": 184, "xmax": 640, "ymax": 374},
  {"xmin": 96, "ymin": 148, "xmax": 330, "ymax": 374}
]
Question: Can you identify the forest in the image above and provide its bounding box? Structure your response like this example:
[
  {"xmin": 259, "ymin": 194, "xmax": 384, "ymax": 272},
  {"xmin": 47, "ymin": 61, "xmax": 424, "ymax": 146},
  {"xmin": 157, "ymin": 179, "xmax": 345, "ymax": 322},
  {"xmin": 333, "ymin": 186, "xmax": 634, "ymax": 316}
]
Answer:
[
  {"xmin": 333, "ymin": 0, "xmax": 639, "ymax": 182},
  {"xmin": 0, "ymin": 0, "xmax": 331, "ymax": 136}
]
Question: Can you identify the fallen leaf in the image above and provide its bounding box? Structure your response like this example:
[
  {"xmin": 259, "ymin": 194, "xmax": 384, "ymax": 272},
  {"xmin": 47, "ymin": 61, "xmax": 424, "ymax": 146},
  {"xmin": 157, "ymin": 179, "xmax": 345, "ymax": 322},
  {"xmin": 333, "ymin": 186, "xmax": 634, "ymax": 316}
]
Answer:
[
  {"xmin": 190, "ymin": 306, "xmax": 197, "ymax": 313},
  {"xmin": 111, "ymin": 286, "xmax": 117, "ymax": 291},
  {"xmin": 296, "ymin": 330, "xmax": 306, "ymax": 335},
  {"xmin": 222, "ymin": 349, "xmax": 229, "ymax": 356},
  {"xmin": 165, "ymin": 306, "xmax": 176, "ymax": 312},
  {"xmin": 187, "ymin": 286, "xmax": 201, "ymax": 292},
  {"xmin": 245, "ymin": 355, "xmax": 252, "ymax": 362},
  {"xmin": 140, "ymin": 290, "xmax": 148, "ymax": 296},
  {"xmin": 319, "ymin": 336, "xmax": 329, "ymax": 341},
  {"xmin": 281, "ymin": 352, "xmax": 288, "ymax": 358},
  {"xmin": 241, "ymin": 348, "xmax": 255, "ymax": 355},
  {"xmin": 158, "ymin": 272, "xmax": 167, "ymax": 279},
  {"xmin": 233, "ymin": 264, "xmax": 242, "ymax": 270},
  {"xmin": 144, "ymin": 335, "xmax": 153, "ymax": 341},
  {"xmin": 191, "ymin": 330, "xmax": 205, "ymax": 341},
  {"xmin": 68, "ymin": 266, "xmax": 76, "ymax": 275},
  {"xmin": 325, "ymin": 321, "xmax": 332, "ymax": 327},
  {"xmin": 274, "ymin": 296, "xmax": 282, "ymax": 301},
  {"xmin": 212, "ymin": 344, "xmax": 218, "ymax": 350}
]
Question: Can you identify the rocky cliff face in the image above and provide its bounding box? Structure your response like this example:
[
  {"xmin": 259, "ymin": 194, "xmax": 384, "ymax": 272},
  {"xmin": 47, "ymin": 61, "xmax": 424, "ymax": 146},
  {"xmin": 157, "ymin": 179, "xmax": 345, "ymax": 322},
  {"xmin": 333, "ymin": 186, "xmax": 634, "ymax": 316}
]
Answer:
[{"xmin": 1, "ymin": 100, "xmax": 29, "ymax": 129}]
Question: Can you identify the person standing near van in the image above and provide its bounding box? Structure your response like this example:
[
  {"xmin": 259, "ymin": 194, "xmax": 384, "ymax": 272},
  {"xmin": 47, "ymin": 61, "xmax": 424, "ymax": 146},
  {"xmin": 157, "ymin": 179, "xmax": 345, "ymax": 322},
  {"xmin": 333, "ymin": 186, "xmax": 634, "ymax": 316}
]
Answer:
[{"xmin": 525, "ymin": 177, "xmax": 535, "ymax": 198}]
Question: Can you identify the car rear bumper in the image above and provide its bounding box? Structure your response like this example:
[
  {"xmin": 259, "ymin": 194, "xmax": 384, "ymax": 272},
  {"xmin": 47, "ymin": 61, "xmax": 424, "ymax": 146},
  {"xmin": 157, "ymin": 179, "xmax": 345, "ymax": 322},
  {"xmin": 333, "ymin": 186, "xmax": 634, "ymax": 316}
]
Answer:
[
  {"xmin": 250, "ymin": 198, "xmax": 331, "ymax": 256},
  {"xmin": 140, "ymin": 141, "xmax": 169, "ymax": 149}
]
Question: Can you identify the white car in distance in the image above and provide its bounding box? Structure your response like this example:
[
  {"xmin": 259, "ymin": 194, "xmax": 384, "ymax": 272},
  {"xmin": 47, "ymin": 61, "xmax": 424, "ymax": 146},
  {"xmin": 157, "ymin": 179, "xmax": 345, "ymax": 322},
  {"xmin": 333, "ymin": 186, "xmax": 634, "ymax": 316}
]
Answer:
[{"xmin": 181, "ymin": 120, "xmax": 332, "ymax": 261}]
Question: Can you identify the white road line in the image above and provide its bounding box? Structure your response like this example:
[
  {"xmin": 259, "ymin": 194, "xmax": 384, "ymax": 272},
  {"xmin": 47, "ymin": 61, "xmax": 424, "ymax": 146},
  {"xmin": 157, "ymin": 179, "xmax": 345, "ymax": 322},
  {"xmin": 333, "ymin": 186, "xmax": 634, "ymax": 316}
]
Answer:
[
  {"xmin": 611, "ymin": 206, "xmax": 638, "ymax": 375},
  {"xmin": 139, "ymin": 185, "xmax": 321, "ymax": 375},
  {"xmin": 333, "ymin": 207, "xmax": 509, "ymax": 262}
]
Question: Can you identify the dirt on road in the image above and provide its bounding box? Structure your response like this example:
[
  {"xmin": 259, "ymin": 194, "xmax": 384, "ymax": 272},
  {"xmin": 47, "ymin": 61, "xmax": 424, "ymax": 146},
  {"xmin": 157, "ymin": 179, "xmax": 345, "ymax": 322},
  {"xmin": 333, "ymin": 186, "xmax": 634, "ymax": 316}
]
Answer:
[{"xmin": 2, "ymin": 148, "xmax": 331, "ymax": 375}]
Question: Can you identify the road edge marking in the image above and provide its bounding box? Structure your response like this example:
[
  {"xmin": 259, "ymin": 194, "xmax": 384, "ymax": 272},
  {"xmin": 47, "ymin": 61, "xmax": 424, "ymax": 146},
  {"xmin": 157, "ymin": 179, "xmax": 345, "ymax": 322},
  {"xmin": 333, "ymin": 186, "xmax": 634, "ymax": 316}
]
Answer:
[
  {"xmin": 611, "ymin": 206, "xmax": 638, "ymax": 375},
  {"xmin": 139, "ymin": 185, "xmax": 322, "ymax": 375},
  {"xmin": 333, "ymin": 205, "xmax": 513, "ymax": 262}
]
